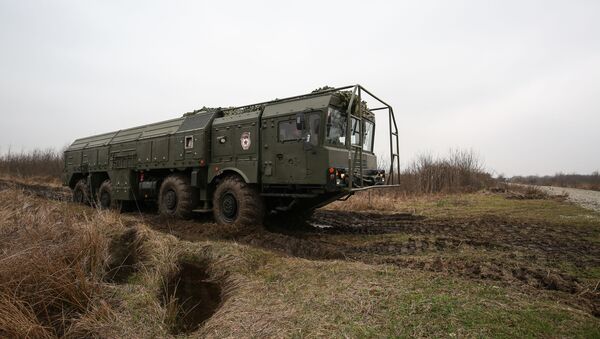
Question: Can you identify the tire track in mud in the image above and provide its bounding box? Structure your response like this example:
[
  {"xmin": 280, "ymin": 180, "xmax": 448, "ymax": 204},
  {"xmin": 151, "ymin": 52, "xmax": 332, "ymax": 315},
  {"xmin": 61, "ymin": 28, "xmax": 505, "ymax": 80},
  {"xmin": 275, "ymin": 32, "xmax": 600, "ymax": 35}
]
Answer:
[
  {"xmin": 0, "ymin": 178, "xmax": 71, "ymax": 201},
  {"xmin": 309, "ymin": 211, "xmax": 600, "ymax": 317},
  {"xmin": 2, "ymin": 179, "xmax": 598, "ymax": 317},
  {"xmin": 313, "ymin": 210, "xmax": 600, "ymax": 267}
]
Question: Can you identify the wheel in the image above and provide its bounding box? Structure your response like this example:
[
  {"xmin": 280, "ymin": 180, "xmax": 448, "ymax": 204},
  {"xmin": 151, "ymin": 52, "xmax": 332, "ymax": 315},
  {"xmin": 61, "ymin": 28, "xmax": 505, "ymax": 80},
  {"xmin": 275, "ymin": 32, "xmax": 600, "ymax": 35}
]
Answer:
[
  {"xmin": 213, "ymin": 175, "xmax": 264, "ymax": 225},
  {"xmin": 97, "ymin": 179, "xmax": 121, "ymax": 211},
  {"xmin": 73, "ymin": 179, "xmax": 90, "ymax": 205},
  {"xmin": 158, "ymin": 174, "xmax": 197, "ymax": 218}
]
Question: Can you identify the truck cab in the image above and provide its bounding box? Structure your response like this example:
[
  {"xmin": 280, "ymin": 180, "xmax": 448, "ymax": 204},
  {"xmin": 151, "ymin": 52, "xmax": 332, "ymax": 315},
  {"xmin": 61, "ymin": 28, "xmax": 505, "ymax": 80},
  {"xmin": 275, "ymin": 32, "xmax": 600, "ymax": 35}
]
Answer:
[{"xmin": 206, "ymin": 85, "xmax": 398, "ymax": 218}]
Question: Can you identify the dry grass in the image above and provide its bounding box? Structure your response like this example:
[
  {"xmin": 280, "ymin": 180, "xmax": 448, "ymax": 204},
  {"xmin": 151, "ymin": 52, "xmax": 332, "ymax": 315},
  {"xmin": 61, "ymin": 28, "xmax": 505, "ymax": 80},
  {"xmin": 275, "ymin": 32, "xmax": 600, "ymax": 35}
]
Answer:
[
  {"xmin": 326, "ymin": 188, "xmax": 436, "ymax": 212},
  {"xmin": 0, "ymin": 189, "xmax": 123, "ymax": 337},
  {"xmin": 1, "ymin": 179, "xmax": 599, "ymax": 338},
  {"xmin": 0, "ymin": 185, "xmax": 227, "ymax": 338},
  {"xmin": 502, "ymin": 184, "xmax": 558, "ymax": 200},
  {"xmin": 0, "ymin": 188, "xmax": 185, "ymax": 338}
]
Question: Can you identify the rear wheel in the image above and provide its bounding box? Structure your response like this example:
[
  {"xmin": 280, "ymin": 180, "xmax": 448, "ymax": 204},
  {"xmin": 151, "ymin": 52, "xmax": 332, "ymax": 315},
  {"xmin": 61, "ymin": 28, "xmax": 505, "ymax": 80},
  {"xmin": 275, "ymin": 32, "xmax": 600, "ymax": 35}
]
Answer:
[
  {"xmin": 213, "ymin": 175, "xmax": 264, "ymax": 225},
  {"xmin": 73, "ymin": 179, "xmax": 90, "ymax": 205},
  {"xmin": 97, "ymin": 179, "xmax": 121, "ymax": 211},
  {"xmin": 158, "ymin": 174, "xmax": 196, "ymax": 218}
]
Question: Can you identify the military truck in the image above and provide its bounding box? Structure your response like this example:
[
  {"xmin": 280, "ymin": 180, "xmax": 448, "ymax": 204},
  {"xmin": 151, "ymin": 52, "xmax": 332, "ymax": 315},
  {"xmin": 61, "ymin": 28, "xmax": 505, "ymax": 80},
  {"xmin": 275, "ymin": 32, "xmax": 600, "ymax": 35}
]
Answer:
[{"xmin": 63, "ymin": 85, "xmax": 400, "ymax": 225}]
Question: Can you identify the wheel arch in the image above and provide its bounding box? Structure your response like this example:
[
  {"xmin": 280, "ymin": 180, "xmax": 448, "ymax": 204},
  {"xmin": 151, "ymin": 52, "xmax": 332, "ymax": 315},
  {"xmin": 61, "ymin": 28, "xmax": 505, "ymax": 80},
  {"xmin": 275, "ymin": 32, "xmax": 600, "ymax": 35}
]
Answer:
[
  {"xmin": 209, "ymin": 168, "xmax": 250, "ymax": 186},
  {"xmin": 68, "ymin": 173, "xmax": 87, "ymax": 189}
]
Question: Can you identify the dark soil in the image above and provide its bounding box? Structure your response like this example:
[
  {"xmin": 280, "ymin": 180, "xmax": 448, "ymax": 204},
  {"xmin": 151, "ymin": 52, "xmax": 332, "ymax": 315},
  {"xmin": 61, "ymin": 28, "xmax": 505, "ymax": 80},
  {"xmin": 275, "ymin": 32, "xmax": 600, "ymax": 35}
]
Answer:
[
  {"xmin": 162, "ymin": 261, "xmax": 222, "ymax": 334},
  {"xmin": 105, "ymin": 227, "xmax": 140, "ymax": 283}
]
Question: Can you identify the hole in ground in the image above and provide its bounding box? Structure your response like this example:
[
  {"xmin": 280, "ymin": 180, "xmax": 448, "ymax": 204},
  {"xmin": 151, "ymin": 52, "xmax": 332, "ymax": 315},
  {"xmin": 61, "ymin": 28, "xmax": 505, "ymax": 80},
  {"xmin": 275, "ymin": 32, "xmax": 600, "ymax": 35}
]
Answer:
[
  {"xmin": 162, "ymin": 261, "xmax": 222, "ymax": 334},
  {"xmin": 105, "ymin": 227, "xmax": 139, "ymax": 283}
]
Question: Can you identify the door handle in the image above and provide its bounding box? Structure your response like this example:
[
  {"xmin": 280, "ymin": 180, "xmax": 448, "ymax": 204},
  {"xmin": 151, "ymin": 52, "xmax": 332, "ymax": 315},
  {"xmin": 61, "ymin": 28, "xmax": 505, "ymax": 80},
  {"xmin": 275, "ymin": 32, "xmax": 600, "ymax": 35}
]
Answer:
[{"xmin": 276, "ymin": 153, "xmax": 283, "ymax": 159}]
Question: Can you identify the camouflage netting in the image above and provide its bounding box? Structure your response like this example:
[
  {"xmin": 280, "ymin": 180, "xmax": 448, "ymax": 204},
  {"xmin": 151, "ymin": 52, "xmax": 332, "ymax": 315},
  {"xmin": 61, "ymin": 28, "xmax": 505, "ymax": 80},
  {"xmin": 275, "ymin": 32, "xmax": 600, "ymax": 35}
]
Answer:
[
  {"xmin": 182, "ymin": 106, "xmax": 220, "ymax": 117},
  {"xmin": 187, "ymin": 86, "xmax": 370, "ymax": 117},
  {"xmin": 312, "ymin": 86, "xmax": 369, "ymax": 115},
  {"xmin": 184, "ymin": 105, "xmax": 266, "ymax": 118},
  {"xmin": 222, "ymin": 104, "xmax": 265, "ymax": 117}
]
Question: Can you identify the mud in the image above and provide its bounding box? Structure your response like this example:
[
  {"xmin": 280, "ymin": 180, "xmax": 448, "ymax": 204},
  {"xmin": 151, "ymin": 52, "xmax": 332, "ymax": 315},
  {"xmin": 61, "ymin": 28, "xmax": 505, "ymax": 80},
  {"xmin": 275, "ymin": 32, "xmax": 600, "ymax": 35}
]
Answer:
[
  {"xmin": 162, "ymin": 261, "xmax": 222, "ymax": 334},
  {"xmin": 0, "ymin": 178, "xmax": 70, "ymax": 201},
  {"xmin": 308, "ymin": 210, "xmax": 426, "ymax": 234},
  {"xmin": 310, "ymin": 212, "xmax": 598, "ymax": 266}
]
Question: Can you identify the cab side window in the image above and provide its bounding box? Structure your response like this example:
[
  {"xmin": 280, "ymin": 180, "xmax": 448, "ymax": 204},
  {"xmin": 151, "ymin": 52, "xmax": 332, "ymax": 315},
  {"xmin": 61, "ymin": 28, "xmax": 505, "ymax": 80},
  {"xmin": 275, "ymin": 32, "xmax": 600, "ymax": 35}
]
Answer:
[
  {"xmin": 278, "ymin": 113, "xmax": 321, "ymax": 145},
  {"xmin": 278, "ymin": 120, "xmax": 301, "ymax": 142}
]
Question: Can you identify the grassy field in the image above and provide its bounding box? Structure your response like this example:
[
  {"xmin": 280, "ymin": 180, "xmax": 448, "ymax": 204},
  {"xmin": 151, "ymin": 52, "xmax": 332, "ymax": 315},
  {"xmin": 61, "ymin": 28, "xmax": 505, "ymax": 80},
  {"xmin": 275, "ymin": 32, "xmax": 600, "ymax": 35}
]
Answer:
[{"xmin": 0, "ymin": 179, "xmax": 598, "ymax": 338}]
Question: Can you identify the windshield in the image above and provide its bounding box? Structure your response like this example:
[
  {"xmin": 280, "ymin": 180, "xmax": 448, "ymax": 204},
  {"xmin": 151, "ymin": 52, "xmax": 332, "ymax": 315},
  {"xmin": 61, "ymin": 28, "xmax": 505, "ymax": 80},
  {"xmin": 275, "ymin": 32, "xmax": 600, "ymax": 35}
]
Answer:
[{"xmin": 327, "ymin": 107, "xmax": 375, "ymax": 152}]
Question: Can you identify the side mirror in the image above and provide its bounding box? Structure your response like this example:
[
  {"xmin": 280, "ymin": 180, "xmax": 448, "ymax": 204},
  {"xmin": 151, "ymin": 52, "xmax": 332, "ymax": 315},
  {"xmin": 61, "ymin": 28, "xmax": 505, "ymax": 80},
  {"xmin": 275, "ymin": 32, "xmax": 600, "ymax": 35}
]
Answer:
[{"xmin": 296, "ymin": 113, "xmax": 305, "ymax": 130}]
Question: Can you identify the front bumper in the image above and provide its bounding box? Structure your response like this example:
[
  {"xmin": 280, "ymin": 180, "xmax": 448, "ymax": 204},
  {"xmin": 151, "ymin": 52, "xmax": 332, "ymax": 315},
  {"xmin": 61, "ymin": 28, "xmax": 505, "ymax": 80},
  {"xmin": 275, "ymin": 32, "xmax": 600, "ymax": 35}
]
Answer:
[{"xmin": 326, "ymin": 168, "xmax": 385, "ymax": 190}]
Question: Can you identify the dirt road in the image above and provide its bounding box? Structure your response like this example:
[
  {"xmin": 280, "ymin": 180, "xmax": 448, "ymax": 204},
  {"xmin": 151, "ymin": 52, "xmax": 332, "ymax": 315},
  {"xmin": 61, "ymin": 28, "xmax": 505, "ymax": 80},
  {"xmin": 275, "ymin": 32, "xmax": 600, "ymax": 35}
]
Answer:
[{"xmin": 539, "ymin": 186, "xmax": 600, "ymax": 212}]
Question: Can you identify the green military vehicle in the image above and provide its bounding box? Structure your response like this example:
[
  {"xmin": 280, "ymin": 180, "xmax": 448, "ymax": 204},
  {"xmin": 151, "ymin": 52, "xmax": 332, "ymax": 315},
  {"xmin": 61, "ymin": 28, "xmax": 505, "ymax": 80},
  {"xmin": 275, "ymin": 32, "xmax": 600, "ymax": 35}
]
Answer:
[{"xmin": 63, "ymin": 85, "xmax": 400, "ymax": 225}]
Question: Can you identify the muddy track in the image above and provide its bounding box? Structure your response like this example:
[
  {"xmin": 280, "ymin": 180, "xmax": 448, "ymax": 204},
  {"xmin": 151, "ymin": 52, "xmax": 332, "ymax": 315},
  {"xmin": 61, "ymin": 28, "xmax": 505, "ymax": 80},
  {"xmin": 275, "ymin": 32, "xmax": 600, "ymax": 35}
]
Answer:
[
  {"xmin": 2, "ymin": 178, "xmax": 598, "ymax": 317},
  {"xmin": 0, "ymin": 178, "xmax": 71, "ymax": 201},
  {"xmin": 312, "ymin": 211, "xmax": 600, "ymax": 266}
]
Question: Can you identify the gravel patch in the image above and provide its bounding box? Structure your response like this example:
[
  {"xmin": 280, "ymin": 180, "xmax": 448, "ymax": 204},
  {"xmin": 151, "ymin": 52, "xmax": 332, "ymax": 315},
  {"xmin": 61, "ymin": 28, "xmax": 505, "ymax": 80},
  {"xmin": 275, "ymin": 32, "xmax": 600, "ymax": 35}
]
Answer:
[{"xmin": 539, "ymin": 186, "xmax": 600, "ymax": 213}]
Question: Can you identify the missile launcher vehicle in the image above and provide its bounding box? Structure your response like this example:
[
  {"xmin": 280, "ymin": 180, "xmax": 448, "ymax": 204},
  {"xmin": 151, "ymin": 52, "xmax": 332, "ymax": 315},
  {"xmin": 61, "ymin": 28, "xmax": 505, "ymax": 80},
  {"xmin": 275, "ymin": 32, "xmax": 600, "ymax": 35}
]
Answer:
[{"xmin": 63, "ymin": 85, "xmax": 400, "ymax": 225}]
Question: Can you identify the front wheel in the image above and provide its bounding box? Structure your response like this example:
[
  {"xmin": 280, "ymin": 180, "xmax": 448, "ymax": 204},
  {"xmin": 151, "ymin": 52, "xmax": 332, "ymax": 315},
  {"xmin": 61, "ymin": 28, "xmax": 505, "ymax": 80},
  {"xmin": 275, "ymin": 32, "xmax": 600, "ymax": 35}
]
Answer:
[{"xmin": 213, "ymin": 176, "xmax": 264, "ymax": 225}]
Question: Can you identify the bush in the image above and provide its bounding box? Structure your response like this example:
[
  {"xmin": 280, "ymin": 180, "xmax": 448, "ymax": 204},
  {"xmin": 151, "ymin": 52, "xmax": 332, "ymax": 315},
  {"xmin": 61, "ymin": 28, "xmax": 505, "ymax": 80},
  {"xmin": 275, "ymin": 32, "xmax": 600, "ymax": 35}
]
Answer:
[
  {"xmin": 0, "ymin": 148, "xmax": 63, "ymax": 179},
  {"xmin": 394, "ymin": 149, "xmax": 494, "ymax": 194}
]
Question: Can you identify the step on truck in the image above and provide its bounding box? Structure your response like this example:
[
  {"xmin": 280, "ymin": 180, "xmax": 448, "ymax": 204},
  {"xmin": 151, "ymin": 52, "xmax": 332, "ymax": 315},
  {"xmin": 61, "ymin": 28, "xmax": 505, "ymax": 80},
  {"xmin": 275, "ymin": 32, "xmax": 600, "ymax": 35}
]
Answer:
[{"xmin": 63, "ymin": 85, "xmax": 400, "ymax": 225}]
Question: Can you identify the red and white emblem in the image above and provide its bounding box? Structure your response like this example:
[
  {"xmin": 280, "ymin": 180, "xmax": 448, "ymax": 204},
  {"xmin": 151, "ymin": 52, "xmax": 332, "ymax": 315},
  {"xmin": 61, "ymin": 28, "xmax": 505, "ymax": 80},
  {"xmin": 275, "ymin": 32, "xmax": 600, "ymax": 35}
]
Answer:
[{"xmin": 240, "ymin": 131, "xmax": 251, "ymax": 150}]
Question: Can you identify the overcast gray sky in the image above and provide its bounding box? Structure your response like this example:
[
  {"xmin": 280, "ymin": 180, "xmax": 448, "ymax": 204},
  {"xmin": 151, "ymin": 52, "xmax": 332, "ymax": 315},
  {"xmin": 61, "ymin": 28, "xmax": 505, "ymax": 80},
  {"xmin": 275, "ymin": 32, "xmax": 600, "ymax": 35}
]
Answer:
[{"xmin": 1, "ymin": 0, "xmax": 598, "ymax": 176}]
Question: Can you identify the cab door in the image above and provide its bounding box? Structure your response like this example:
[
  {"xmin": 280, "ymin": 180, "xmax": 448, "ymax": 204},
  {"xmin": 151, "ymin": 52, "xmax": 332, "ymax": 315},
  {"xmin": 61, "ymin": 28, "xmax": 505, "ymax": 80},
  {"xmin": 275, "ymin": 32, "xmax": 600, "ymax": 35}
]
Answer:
[{"xmin": 261, "ymin": 112, "xmax": 321, "ymax": 184}]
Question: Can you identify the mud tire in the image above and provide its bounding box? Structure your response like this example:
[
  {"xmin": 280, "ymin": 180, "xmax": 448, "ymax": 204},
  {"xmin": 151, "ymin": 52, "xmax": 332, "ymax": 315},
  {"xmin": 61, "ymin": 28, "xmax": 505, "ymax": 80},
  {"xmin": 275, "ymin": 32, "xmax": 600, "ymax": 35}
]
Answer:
[
  {"xmin": 213, "ymin": 175, "xmax": 264, "ymax": 225},
  {"xmin": 158, "ymin": 174, "xmax": 196, "ymax": 219},
  {"xmin": 73, "ymin": 179, "xmax": 90, "ymax": 205},
  {"xmin": 97, "ymin": 179, "xmax": 122, "ymax": 211}
]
